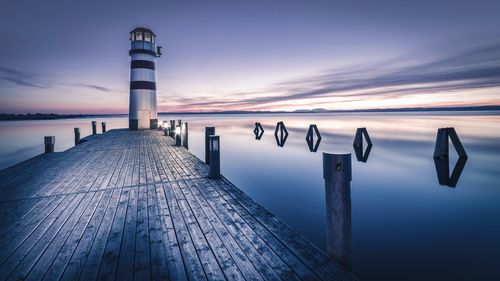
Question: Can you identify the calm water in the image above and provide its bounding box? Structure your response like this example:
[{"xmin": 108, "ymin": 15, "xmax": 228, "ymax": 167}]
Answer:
[{"xmin": 1, "ymin": 112, "xmax": 499, "ymax": 280}]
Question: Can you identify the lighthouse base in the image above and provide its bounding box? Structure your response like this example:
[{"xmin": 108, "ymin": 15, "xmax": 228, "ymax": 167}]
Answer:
[{"xmin": 129, "ymin": 119, "xmax": 158, "ymax": 130}]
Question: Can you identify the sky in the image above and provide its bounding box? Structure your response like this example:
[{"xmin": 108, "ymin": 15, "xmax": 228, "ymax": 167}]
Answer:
[{"xmin": 1, "ymin": 0, "xmax": 500, "ymax": 114}]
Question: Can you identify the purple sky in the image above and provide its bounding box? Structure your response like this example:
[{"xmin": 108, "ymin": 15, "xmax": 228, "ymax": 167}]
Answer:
[{"xmin": 1, "ymin": 0, "xmax": 500, "ymax": 113}]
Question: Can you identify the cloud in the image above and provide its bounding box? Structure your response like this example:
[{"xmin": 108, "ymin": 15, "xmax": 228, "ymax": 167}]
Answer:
[
  {"xmin": 0, "ymin": 67, "xmax": 50, "ymax": 89},
  {"xmin": 165, "ymin": 42, "xmax": 500, "ymax": 111},
  {"xmin": 74, "ymin": 83, "xmax": 111, "ymax": 92}
]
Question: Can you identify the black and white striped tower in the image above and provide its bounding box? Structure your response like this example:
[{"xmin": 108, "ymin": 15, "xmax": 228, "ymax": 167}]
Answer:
[{"xmin": 129, "ymin": 27, "xmax": 162, "ymax": 130}]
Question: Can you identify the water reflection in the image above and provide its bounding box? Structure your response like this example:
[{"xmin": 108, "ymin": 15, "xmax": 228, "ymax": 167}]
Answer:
[
  {"xmin": 274, "ymin": 121, "xmax": 289, "ymax": 147},
  {"xmin": 433, "ymin": 157, "xmax": 468, "ymax": 188}
]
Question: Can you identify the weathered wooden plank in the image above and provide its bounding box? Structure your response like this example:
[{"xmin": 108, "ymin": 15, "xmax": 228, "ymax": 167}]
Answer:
[
  {"xmin": 160, "ymin": 183, "xmax": 207, "ymax": 280},
  {"xmin": 155, "ymin": 184, "xmax": 188, "ymax": 281},
  {"xmin": 147, "ymin": 185, "xmax": 170, "ymax": 280},
  {"xmin": 169, "ymin": 181, "xmax": 227, "ymax": 280},
  {"xmin": 41, "ymin": 190, "xmax": 105, "ymax": 281},
  {"xmin": 116, "ymin": 186, "xmax": 138, "ymax": 281},
  {"xmin": 76, "ymin": 188, "xmax": 121, "ymax": 281},
  {"xmin": 0, "ymin": 193, "xmax": 80, "ymax": 280},
  {"xmin": 59, "ymin": 189, "xmax": 114, "ymax": 280},
  {"xmin": 96, "ymin": 187, "xmax": 130, "ymax": 280},
  {"xmin": 134, "ymin": 185, "xmax": 151, "ymax": 281},
  {"xmin": 22, "ymin": 192, "xmax": 97, "ymax": 281}
]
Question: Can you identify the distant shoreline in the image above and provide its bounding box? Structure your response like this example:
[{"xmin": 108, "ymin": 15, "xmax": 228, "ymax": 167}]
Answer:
[{"xmin": 1, "ymin": 105, "xmax": 499, "ymax": 120}]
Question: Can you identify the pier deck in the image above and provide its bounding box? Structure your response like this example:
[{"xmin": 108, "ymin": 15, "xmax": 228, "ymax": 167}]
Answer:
[{"xmin": 0, "ymin": 129, "xmax": 357, "ymax": 281}]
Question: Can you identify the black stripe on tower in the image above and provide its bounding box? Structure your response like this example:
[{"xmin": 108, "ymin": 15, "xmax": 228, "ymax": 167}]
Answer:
[
  {"xmin": 130, "ymin": 81, "xmax": 156, "ymax": 90},
  {"xmin": 131, "ymin": 60, "xmax": 155, "ymax": 70},
  {"xmin": 129, "ymin": 49, "xmax": 157, "ymax": 56}
]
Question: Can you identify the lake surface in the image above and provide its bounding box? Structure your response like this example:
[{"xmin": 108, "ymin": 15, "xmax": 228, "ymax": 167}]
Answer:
[{"xmin": 1, "ymin": 112, "xmax": 499, "ymax": 280}]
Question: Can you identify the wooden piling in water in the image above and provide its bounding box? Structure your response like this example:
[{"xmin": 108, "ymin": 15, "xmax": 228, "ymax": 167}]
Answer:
[
  {"xmin": 323, "ymin": 152, "xmax": 352, "ymax": 269},
  {"xmin": 205, "ymin": 127, "xmax": 215, "ymax": 164}
]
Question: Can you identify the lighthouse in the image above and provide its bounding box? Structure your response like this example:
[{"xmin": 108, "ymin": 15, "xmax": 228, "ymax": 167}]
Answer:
[{"xmin": 129, "ymin": 27, "xmax": 161, "ymax": 130}]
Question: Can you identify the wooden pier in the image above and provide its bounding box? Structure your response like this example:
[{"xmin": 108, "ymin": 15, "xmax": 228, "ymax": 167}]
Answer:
[{"xmin": 0, "ymin": 129, "xmax": 357, "ymax": 281}]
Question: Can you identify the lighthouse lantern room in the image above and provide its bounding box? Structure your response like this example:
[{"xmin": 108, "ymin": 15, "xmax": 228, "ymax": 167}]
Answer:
[{"xmin": 129, "ymin": 27, "xmax": 161, "ymax": 130}]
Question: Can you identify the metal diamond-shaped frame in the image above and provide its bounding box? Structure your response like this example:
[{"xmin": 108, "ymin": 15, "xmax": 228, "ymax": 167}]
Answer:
[
  {"xmin": 305, "ymin": 124, "xmax": 322, "ymax": 152},
  {"xmin": 274, "ymin": 121, "xmax": 289, "ymax": 147},
  {"xmin": 352, "ymin": 128, "xmax": 372, "ymax": 162}
]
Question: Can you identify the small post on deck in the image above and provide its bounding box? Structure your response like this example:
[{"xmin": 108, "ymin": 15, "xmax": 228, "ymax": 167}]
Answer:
[
  {"xmin": 170, "ymin": 120, "xmax": 176, "ymax": 138},
  {"xmin": 205, "ymin": 127, "xmax": 216, "ymax": 164},
  {"xmin": 208, "ymin": 135, "xmax": 220, "ymax": 179},
  {"xmin": 182, "ymin": 122, "xmax": 189, "ymax": 149},
  {"xmin": 101, "ymin": 122, "xmax": 106, "ymax": 133},
  {"xmin": 74, "ymin": 128, "xmax": 80, "ymax": 146},
  {"xmin": 164, "ymin": 127, "xmax": 169, "ymax": 136},
  {"xmin": 323, "ymin": 152, "xmax": 352, "ymax": 269},
  {"xmin": 44, "ymin": 136, "xmax": 55, "ymax": 153},
  {"xmin": 91, "ymin": 121, "xmax": 97, "ymax": 135},
  {"xmin": 175, "ymin": 125, "xmax": 182, "ymax": 146}
]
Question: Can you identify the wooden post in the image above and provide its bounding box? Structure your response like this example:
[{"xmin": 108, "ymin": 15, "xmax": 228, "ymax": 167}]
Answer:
[
  {"xmin": 164, "ymin": 127, "xmax": 169, "ymax": 136},
  {"xmin": 323, "ymin": 152, "xmax": 352, "ymax": 269},
  {"xmin": 175, "ymin": 125, "xmax": 181, "ymax": 146},
  {"xmin": 91, "ymin": 121, "xmax": 97, "ymax": 135},
  {"xmin": 208, "ymin": 135, "xmax": 220, "ymax": 179},
  {"xmin": 182, "ymin": 122, "xmax": 189, "ymax": 149},
  {"xmin": 101, "ymin": 122, "xmax": 106, "ymax": 133},
  {"xmin": 205, "ymin": 127, "xmax": 215, "ymax": 164},
  {"xmin": 44, "ymin": 136, "xmax": 55, "ymax": 153},
  {"xmin": 74, "ymin": 128, "xmax": 80, "ymax": 146},
  {"xmin": 170, "ymin": 120, "xmax": 176, "ymax": 138}
]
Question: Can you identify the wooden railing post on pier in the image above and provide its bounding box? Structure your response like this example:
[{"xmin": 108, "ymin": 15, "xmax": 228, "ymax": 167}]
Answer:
[
  {"xmin": 208, "ymin": 135, "xmax": 220, "ymax": 179},
  {"xmin": 170, "ymin": 120, "xmax": 176, "ymax": 138},
  {"xmin": 205, "ymin": 127, "xmax": 215, "ymax": 164},
  {"xmin": 182, "ymin": 122, "xmax": 189, "ymax": 149},
  {"xmin": 323, "ymin": 152, "xmax": 352, "ymax": 269},
  {"xmin": 44, "ymin": 136, "xmax": 55, "ymax": 153},
  {"xmin": 101, "ymin": 122, "xmax": 106, "ymax": 133},
  {"xmin": 74, "ymin": 128, "xmax": 80, "ymax": 145},
  {"xmin": 175, "ymin": 125, "xmax": 181, "ymax": 146},
  {"xmin": 91, "ymin": 121, "xmax": 97, "ymax": 135}
]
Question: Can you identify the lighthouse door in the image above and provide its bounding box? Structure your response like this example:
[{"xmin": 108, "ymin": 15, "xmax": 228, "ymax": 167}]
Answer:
[{"xmin": 138, "ymin": 110, "xmax": 150, "ymax": 129}]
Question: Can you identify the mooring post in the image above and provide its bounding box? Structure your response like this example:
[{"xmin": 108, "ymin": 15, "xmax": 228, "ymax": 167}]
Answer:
[
  {"xmin": 175, "ymin": 125, "xmax": 182, "ymax": 146},
  {"xmin": 101, "ymin": 122, "xmax": 106, "ymax": 133},
  {"xmin": 205, "ymin": 127, "xmax": 216, "ymax": 164},
  {"xmin": 170, "ymin": 120, "xmax": 176, "ymax": 138},
  {"xmin": 182, "ymin": 122, "xmax": 189, "ymax": 149},
  {"xmin": 74, "ymin": 128, "xmax": 80, "ymax": 146},
  {"xmin": 164, "ymin": 127, "xmax": 169, "ymax": 136},
  {"xmin": 91, "ymin": 121, "xmax": 97, "ymax": 135},
  {"xmin": 178, "ymin": 119, "xmax": 182, "ymax": 126},
  {"xmin": 208, "ymin": 135, "xmax": 220, "ymax": 178},
  {"xmin": 323, "ymin": 152, "xmax": 352, "ymax": 269},
  {"xmin": 44, "ymin": 136, "xmax": 55, "ymax": 153}
]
